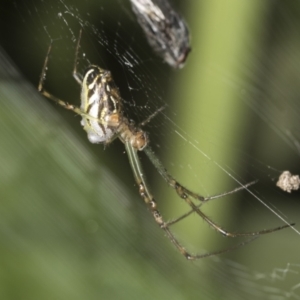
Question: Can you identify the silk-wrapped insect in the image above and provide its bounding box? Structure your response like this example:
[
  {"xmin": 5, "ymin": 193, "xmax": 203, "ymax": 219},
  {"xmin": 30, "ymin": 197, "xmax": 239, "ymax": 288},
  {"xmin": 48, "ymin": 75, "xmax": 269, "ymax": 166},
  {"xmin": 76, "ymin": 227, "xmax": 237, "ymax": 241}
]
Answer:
[{"xmin": 130, "ymin": 0, "xmax": 191, "ymax": 68}]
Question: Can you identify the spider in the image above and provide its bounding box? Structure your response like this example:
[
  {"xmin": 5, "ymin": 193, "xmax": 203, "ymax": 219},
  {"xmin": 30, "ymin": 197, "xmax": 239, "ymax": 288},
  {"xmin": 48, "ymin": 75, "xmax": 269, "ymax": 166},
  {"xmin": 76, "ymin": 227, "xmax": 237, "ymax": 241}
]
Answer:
[{"xmin": 38, "ymin": 30, "xmax": 293, "ymax": 260}]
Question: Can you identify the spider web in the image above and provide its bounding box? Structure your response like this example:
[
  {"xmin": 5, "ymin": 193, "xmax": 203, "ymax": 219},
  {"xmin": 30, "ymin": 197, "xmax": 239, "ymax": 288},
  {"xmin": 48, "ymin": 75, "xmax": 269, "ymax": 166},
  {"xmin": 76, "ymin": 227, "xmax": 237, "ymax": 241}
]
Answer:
[{"xmin": 0, "ymin": 0, "xmax": 300, "ymax": 299}]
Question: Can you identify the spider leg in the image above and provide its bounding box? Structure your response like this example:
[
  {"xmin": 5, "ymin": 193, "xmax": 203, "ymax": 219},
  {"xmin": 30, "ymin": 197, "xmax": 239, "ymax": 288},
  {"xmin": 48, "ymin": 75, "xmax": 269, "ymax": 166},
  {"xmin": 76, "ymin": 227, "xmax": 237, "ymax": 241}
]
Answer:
[
  {"xmin": 144, "ymin": 146, "xmax": 293, "ymax": 237},
  {"xmin": 144, "ymin": 146, "xmax": 257, "ymax": 203},
  {"xmin": 139, "ymin": 105, "xmax": 166, "ymax": 127},
  {"xmin": 203, "ymin": 180, "xmax": 258, "ymax": 201},
  {"xmin": 38, "ymin": 90, "xmax": 83, "ymax": 118},
  {"xmin": 38, "ymin": 38, "xmax": 84, "ymax": 116},
  {"xmin": 174, "ymin": 184, "xmax": 293, "ymax": 237},
  {"xmin": 166, "ymin": 180, "xmax": 263, "ymax": 226},
  {"xmin": 166, "ymin": 180, "xmax": 258, "ymax": 226},
  {"xmin": 72, "ymin": 29, "xmax": 83, "ymax": 85},
  {"xmin": 38, "ymin": 86, "xmax": 121, "ymax": 145},
  {"xmin": 38, "ymin": 31, "xmax": 118, "ymax": 129},
  {"xmin": 126, "ymin": 141, "xmax": 262, "ymax": 259}
]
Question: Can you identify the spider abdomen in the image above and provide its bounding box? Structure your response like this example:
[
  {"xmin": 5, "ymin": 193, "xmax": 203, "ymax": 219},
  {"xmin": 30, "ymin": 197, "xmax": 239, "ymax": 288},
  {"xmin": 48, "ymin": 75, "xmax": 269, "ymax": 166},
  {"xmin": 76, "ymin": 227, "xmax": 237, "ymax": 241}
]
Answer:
[{"xmin": 80, "ymin": 65, "xmax": 122, "ymax": 144}]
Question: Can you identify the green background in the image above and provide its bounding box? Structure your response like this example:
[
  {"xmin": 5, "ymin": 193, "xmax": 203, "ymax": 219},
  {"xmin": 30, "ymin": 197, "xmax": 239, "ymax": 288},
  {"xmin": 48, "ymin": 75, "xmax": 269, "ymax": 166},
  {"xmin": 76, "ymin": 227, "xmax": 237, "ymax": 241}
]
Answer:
[{"xmin": 0, "ymin": 0, "xmax": 299, "ymax": 299}]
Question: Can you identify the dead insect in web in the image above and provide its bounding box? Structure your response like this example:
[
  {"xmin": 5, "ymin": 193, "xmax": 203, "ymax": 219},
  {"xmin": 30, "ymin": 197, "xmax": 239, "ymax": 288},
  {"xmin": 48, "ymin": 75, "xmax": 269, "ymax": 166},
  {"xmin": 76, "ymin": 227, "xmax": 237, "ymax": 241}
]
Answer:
[
  {"xmin": 130, "ymin": 0, "xmax": 191, "ymax": 68},
  {"xmin": 277, "ymin": 171, "xmax": 300, "ymax": 193}
]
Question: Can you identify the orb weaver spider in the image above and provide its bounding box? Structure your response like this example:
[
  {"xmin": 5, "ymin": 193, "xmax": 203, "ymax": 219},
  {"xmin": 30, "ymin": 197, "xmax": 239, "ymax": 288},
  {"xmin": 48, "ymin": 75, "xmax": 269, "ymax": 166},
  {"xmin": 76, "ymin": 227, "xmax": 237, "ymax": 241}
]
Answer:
[{"xmin": 38, "ymin": 30, "xmax": 292, "ymax": 260}]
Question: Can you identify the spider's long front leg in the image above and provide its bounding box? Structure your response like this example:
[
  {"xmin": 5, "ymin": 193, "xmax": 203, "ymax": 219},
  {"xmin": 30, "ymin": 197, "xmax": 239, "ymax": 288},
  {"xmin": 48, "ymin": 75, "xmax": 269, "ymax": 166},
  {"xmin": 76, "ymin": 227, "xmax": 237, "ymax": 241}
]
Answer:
[
  {"xmin": 125, "ymin": 142, "xmax": 259, "ymax": 260},
  {"xmin": 38, "ymin": 47, "xmax": 108, "ymax": 124},
  {"xmin": 144, "ymin": 146, "xmax": 293, "ymax": 237},
  {"xmin": 72, "ymin": 29, "xmax": 84, "ymax": 85},
  {"xmin": 38, "ymin": 41, "xmax": 85, "ymax": 117}
]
